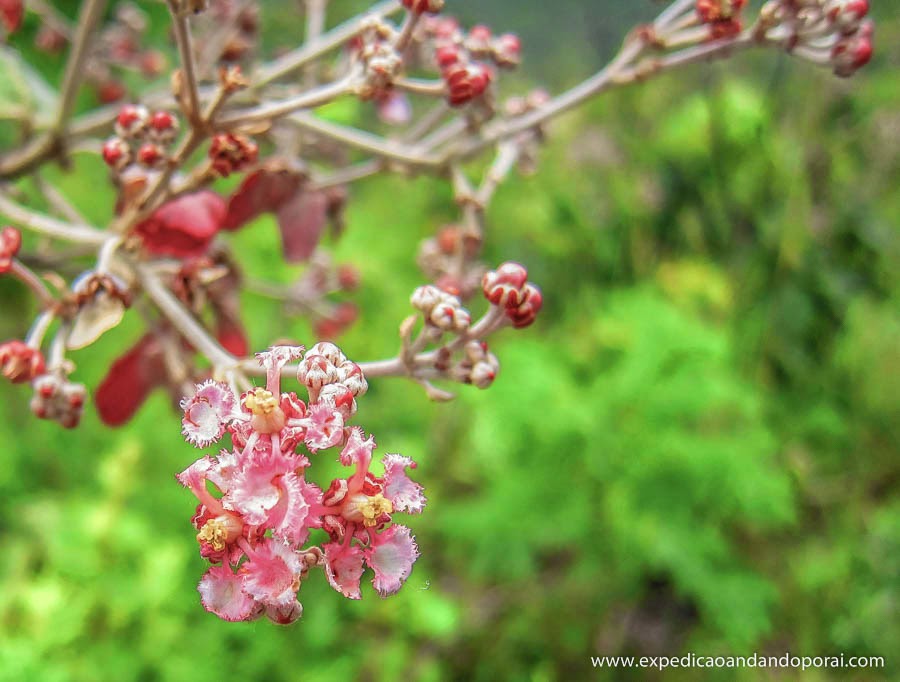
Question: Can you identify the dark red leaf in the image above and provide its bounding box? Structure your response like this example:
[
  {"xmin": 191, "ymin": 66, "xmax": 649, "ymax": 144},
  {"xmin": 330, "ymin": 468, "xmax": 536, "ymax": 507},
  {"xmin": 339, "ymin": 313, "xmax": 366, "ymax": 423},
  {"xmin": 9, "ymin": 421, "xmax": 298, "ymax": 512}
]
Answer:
[
  {"xmin": 215, "ymin": 310, "xmax": 249, "ymax": 357},
  {"xmin": 135, "ymin": 191, "xmax": 226, "ymax": 259},
  {"xmin": 95, "ymin": 334, "xmax": 167, "ymax": 426},
  {"xmin": 275, "ymin": 189, "xmax": 328, "ymax": 263},
  {"xmin": 221, "ymin": 163, "xmax": 305, "ymax": 232},
  {"xmin": 0, "ymin": 0, "xmax": 23, "ymax": 33}
]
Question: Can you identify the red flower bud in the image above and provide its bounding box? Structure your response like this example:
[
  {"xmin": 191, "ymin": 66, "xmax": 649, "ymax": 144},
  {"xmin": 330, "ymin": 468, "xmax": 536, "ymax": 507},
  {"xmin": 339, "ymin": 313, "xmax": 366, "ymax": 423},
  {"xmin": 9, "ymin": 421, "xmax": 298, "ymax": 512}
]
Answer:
[
  {"xmin": 209, "ymin": 133, "xmax": 259, "ymax": 177},
  {"xmin": 435, "ymin": 44, "xmax": 462, "ymax": 69},
  {"xmin": 115, "ymin": 104, "xmax": 150, "ymax": 138},
  {"xmin": 139, "ymin": 50, "xmax": 167, "ymax": 78},
  {"xmin": 102, "ymin": 137, "xmax": 131, "ymax": 170},
  {"xmin": 148, "ymin": 110, "xmax": 179, "ymax": 144},
  {"xmin": 137, "ymin": 142, "xmax": 165, "ymax": 168},
  {"xmin": 482, "ymin": 262, "xmax": 529, "ymax": 307},
  {"xmin": 832, "ymin": 23, "xmax": 873, "ymax": 77},
  {"xmin": 96, "ymin": 80, "xmax": 127, "ymax": 104},
  {"xmin": 401, "ymin": 0, "xmax": 443, "ymax": 15},
  {"xmin": 337, "ymin": 264, "xmax": 361, "ymax": 291},
  {"xmin": 506, "ymin": 284, "xmax": 543, "ymax": 329},
  {"xmin": 0, "ymin": 225, "xmax": 22, "ymax": 274},
  {"xmin": 493, "ymin": 33, "xmax": 522, "ymax": 68},
  {"xmin": 35, "ymin": 26, "xmax": 67, "ymax": 53},
  {"xmin": 444, "ymin": 62, "xmax": 492, "ymax": 106},
  {"xmin": 696, "ymin": 0, "xmax": 746, "ymax": 23},
  {"xmin": 0, "ymin": 340, "xmax": 45, "ymax": 384}
]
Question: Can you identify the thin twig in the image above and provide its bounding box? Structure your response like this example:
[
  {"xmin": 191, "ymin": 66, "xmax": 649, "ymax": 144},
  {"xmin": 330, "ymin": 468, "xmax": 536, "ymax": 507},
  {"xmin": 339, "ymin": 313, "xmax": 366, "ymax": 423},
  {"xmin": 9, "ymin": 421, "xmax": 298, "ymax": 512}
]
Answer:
[
  {"xmin": 55, "ymin": 0, "xmax": 108, "ymax": 129},
  {"xmin": 0, "ymin": 190, "xmax": 107, "ymax": 245}
]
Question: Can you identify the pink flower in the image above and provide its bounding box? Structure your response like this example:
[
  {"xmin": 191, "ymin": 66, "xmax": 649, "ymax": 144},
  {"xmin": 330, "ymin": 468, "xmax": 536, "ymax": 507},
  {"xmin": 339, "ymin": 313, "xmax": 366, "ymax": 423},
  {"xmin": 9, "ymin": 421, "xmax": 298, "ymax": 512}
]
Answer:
[
  {"xmin": 322, "ymin": 524, "xmax": 419, "ymax": 599},
  {"xmin": 323, "ymin": 541, "xmax": 366, "ymax": 599},
  {"xmin": 382, "ymin": 454, "xmax": 427, "ymax": 514},
  {"xmin": 181, "ymin": 380, "xmax": 239, "ymax": 447},
  {"xmin": 319, "ymin": 428, "xmax": 425, "ymax": 598},
  {"xmin": 240, "ymin": 538, "xmax": 304, "ymax": 608},
  {"xmin": 225, "ymin": 446, "xmax": 321, "ymax": 545},
  {"xmin": 300, "ymin": 402, "xmax": 345, "ymax": 452},
  {"xmin": 366, "ymin": 525, "xmax": 420, "ymax": 596},
  {"xmin": 198, "ymin": 565, "xmax": 261, "ymax": 622}
]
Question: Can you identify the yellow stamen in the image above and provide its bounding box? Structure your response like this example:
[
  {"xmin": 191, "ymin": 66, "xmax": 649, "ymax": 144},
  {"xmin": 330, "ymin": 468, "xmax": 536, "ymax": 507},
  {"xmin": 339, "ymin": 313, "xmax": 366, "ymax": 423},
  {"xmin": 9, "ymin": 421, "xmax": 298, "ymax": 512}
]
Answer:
[
  {"xmin": 244, "ymin": 387, "xmax": 286, "ymax": 434},
  {"xmin": 345, "ymin": 493, "xmax": 394, "ymax": 527},
  {"xmin": 244, "ymin": 388, "xmax": 279, "ymax": 415},
  {"xmin": 197, "ymin": 515, "xmax": 242, "ymax": 550}
]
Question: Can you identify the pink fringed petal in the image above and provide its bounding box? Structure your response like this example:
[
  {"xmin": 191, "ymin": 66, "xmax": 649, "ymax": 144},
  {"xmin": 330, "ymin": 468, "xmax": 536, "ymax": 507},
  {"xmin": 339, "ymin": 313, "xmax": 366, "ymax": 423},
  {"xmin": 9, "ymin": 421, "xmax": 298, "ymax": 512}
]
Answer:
[
  {"xmin": 226, "ymin": 448, "xmax": 301, "ymax": 525},
  {"xmin": 323, "ymin": 541, "xmax": 365, "ymax": 600},
  {"xmin": 270, "ymin": 473, "xmax": 322, "ymax": 545},
  {"xmin": 241, "ymin": 538, "xmax": 304, "ymax": 608},
  {"xmin": 339, "ymin": 427, "xmax": 375, "ymax": 467},
  {"xmin": 365, "ymin": 525, "xmax": 419, "ymax": 597},
  {"xmin": 382, "ymin": 454, "xmax": 426, "ymax": 514},
  {"xmin": 198, "ymin": 565, "xmax": 259, "ymax": 622},
  {"xmin": 181, "ymin": 380, "xmax": 238, "ymax": 447},
  {"xmin": 176, "ymin": 455, "xmax": 215, "ymax": 491},
  {"xmin": 303, "ymin": 403, "xmax": 344, "ymax": 452}
]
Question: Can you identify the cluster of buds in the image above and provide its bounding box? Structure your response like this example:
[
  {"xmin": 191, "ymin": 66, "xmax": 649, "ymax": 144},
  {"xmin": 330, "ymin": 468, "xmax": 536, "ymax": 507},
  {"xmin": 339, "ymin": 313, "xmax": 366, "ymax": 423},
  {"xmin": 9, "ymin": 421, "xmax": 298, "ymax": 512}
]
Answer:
[
  {"xmin": 760, "ymin": 0, "xmax": 873, "ymax": 77},
  {"xmin": 86, "ymin": 3, "xmax": 167, "ymax": 102},
  {"xmin": 0, "ymin": 225, "xmax": 21, "ymax": 274},
  {"xmin": 352, "ymin": 23, "xmax": 403, "ymax": 100},
  {"xmin": 411, "ymin": 285, "xmax": 472, "ymax": 332},
  {"xmin": 297, "ymin": 342, "xmax": 368, "ymax": 414},
  {"xmin": 30, "ymin": 374, "xmax": 87, "ymax": 429},
  {"xmin": 417, "ymin": 18, "xmax": 522, "ymax": 106},
  {"xmin": 178, "ymin": 345, "xmax": 424, "ymax": 623},
  {"xmin": 102, "ymin": 105, "xmax": 180, "ymax": 172},
  {"xmin": 452, "ymin": 340, "xmax": 500, "ymax": 389},
  {"xmin": 696, "ymin": 0, "xmax": 747, "ymax": 39},
  {"xmin": 209, "ymin": 133, "xmax": 259, "ymax": 177},
  {"xmin": 0, "ymin": 340, "xmax": 45, "ymax": 385},
  {"xmin": 461, "ymin": 25, "xmax": 523, "ymax": 69},
  {"xmin": 416, "ymin": 224, "xmax": 485, "ymax": 298},
  {"xmin": 205, "ymin": 0, "xmax": 259, "ymax": 62},
  {"xmin": 482, "ymin": 262, "xmax": 543, "ymax": 329}
]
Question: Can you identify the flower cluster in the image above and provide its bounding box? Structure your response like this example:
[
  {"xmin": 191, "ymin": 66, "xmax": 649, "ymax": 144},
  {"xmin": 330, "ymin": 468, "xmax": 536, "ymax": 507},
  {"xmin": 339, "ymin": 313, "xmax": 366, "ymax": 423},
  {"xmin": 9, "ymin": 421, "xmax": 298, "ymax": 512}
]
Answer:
[
  {"xmin": 177, "ymin": 344, "xmax": 425, "ymax": 623},
  {"xmin": 760, "ymin": 0, "xmax": 874, "ymax": 77}
]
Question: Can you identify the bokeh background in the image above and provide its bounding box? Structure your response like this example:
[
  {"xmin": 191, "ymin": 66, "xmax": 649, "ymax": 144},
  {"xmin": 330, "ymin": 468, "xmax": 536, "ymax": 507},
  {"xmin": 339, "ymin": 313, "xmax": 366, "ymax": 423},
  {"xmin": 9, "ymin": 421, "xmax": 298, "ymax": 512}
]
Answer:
[{"xmin": 1, "ymin": 1, "xmax": 898, "ymax": 680}]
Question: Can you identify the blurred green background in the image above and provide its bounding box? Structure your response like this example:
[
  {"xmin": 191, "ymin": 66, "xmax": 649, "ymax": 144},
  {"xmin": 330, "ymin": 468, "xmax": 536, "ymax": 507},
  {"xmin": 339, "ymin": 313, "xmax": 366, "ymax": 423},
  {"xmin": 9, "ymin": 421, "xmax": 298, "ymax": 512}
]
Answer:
[{"xmin": 1, "ymin": 1, "xmax": 898, "ymax": 680}]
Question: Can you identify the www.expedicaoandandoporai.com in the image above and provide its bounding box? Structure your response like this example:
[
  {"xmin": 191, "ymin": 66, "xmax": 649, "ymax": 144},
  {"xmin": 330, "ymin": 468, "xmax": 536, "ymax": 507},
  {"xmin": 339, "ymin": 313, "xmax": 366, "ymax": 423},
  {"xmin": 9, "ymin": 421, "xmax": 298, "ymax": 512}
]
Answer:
[{"xmin": 590, "ymin": 653, "xmax": 885, "ymax": 672}]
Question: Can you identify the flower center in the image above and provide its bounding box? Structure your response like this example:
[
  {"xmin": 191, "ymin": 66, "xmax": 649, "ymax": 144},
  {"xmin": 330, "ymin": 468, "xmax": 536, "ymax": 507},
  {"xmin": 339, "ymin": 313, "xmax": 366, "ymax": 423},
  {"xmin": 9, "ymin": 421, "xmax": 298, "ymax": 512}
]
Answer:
[
  {"xmin": 342, "ymin": 493, "xmax": 393, "ymax": 527},
  {"xmin": 244, "ymin": 387, "xmax": 285, "ymax": 433},
  {"xmin": 197, "ymin": 514, "xmax": 243, "ymax": 551}
]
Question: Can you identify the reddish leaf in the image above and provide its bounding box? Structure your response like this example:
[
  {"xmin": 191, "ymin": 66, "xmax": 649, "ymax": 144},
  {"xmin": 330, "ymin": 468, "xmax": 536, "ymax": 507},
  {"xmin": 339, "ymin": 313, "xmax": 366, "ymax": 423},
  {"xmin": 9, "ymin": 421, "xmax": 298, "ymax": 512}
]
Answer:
[
  {"xmin": 214, "ymin": 309, "xmax": 249, "ymax": 357},
  {"xmin": 275, "ymin": 189, "xmax": 328, "ymax": 263},
  {"xmin": 0, "ymin": 0, "xmax": 23, "ymax": 33},
  {"xmin": 222, "ymin": 164, "xmax": 305, "ymax": 232},
  {"xmin": 95, "ymin": 334, "xmax": 166, "ymax": 426},
  {"xmin": 135, "ymin": 191, "xmax": 226, "ymax": 259}
]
